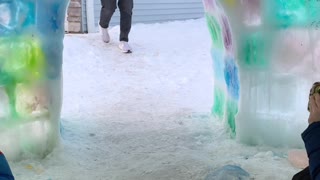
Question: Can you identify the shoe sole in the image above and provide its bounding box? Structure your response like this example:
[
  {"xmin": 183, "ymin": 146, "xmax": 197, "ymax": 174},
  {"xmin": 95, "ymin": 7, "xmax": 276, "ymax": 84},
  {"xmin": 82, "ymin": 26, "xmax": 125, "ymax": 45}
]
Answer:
[
  {"xmin": 102, "ymin": 39, "xmax": 110, "ymax": 43},
  {"xmin": 118, "ymin": 46, "xmax": 132, "ymax": 53}
]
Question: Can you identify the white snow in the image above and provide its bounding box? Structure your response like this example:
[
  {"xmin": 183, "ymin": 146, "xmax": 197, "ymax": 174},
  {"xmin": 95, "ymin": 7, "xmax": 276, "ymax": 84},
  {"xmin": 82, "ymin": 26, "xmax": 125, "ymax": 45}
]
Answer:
[{"xmin": 9, "ymin": 18, "xmax": 300, "ymax": 180}]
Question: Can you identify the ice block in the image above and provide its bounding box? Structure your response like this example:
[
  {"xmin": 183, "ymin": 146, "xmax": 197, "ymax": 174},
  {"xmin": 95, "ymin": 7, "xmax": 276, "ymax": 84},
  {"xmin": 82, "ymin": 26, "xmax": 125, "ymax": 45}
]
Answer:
[
  {"xmin": 0, "ymin": 0, "xmax": 68, "ymax": 159},
  {"xmin": 203, "ymin": 0, "xmax": 320, "ymax": 147}
]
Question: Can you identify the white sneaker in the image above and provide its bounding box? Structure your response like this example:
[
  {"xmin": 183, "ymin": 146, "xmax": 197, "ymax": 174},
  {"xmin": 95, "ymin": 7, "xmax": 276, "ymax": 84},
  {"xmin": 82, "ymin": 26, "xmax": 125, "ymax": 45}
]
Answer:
[
  {"xmin": 101, "ymin": 27, "xmax": 110, "ymax": 43},
  {"xmin": 118, "ymin": 41, "xmax": 132, "ymax": 53}
]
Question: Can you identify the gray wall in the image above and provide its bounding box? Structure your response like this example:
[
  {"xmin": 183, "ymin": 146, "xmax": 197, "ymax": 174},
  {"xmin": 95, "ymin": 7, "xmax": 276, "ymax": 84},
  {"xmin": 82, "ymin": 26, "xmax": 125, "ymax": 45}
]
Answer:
[
  {"xmin": 82, "ymin": 0, "xmax": 204, "ymax": 32},
  {"xmin": 81, "ymin": 0, "xmax": 87, "ymax": 32}
]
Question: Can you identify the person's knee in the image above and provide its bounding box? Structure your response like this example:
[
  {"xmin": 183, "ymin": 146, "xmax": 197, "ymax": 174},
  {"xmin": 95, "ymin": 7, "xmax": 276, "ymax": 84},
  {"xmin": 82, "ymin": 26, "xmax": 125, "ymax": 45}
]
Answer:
[
  {"xmin": 101, "ymin": 6, "xmax": 116, "ymax": 15},
  {"xmin": 118, "ymin": 2, "xmax": 133, "ymax": 14}
]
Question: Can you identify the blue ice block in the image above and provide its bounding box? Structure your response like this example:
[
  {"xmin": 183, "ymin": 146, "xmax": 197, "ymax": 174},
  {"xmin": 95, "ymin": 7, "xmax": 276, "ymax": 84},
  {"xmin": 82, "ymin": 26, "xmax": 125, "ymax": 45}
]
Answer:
[{"xmin": 0, "ymin": 0, "xmax": 68, "ymax": 160}]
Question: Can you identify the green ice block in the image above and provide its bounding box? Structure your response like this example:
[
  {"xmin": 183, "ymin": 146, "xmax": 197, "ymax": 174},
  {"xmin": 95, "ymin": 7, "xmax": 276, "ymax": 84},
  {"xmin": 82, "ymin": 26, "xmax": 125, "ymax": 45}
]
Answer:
[
  {"xmin": 238, "ymin": 32, "xmax": 270, "ymax": 69},
  {"xmin": 226, "ymin": 99, "xmax": 238, "ymax": 137},
  {"xmin": 205, "ymin": 13, "xmax": 224, "ymax": 49},
  {"xmin": 212, "ymin": 87, "xmax": 226, "ymax": 120}
]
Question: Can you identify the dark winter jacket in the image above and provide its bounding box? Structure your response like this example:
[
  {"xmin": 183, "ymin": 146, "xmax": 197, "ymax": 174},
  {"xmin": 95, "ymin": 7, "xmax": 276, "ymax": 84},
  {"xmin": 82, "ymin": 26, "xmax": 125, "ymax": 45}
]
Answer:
[
  {"xmin": 0, "ymin": 151, "xmax": 14, "ymax": 180},
  {"xmin": 302, "ymin": 122, "xmax": 320, "ymax": 180}
]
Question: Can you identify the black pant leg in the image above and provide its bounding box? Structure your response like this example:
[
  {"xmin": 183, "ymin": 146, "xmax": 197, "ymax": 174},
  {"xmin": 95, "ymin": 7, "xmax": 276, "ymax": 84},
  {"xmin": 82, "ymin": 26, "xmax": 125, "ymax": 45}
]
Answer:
[
  {"xmin": 118, "ymin": 0, "xmax": 133, "ymax": 42},
  {"xmin": 292, "ymin": 166, "xmax": 311, "ymax": 180},
  {"xmin": 99, "ymin": 0, "xmax": 117, "ymax": 28}
]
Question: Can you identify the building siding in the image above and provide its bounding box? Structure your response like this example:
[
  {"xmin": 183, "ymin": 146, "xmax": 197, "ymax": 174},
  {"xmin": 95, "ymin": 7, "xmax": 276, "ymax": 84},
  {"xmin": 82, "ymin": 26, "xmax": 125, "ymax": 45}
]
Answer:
[
  {"xmin": 82, "ymin": 0, "xmax": 204, "ymax": 32},
  {"xmin": 82, "ymin": 0, "xmax": 87, "ymax": 32}
]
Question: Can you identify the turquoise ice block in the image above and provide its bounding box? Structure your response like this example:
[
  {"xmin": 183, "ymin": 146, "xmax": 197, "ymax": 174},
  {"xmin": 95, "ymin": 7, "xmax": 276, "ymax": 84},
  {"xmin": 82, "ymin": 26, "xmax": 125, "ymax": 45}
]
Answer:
[{"xmin": 263, "ymin": 0, "xmax": 320, "ymax": 28}]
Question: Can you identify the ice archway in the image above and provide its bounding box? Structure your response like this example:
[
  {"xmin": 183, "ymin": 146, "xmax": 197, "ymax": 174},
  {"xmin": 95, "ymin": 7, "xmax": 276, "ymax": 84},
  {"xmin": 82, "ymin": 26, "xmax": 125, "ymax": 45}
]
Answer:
[{"xmin": 203, "ymin": 0, "xmax": 320, "ymax": 147}]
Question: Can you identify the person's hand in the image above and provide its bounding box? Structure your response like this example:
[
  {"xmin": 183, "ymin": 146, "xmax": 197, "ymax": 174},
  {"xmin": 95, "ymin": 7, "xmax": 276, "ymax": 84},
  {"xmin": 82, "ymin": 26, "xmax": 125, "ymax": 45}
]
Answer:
[{"xmin": 308, "ymin": 93, "xmax": 320, "ymax": 124}]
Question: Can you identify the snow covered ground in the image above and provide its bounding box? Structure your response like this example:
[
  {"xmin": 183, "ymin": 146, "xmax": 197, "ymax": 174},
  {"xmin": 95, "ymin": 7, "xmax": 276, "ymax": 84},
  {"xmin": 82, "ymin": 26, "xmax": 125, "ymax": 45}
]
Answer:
[{"xmin": 9, "ymin": 18, "xmax": 300, "ymax": 179}]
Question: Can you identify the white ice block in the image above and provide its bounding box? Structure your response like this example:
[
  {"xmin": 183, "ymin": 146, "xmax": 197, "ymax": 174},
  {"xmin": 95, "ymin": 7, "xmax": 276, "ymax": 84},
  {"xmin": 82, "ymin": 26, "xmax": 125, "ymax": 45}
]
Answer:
[{"xmin": 203, "ymin": 0, "xmax": 320, "ymax": 147}]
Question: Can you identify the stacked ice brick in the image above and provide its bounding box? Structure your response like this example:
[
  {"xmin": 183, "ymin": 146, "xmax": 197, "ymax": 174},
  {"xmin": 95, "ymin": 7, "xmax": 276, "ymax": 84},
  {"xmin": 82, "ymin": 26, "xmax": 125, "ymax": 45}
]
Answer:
[
  {"xmin": 0, "ymin": 0, "xmax": 67, "ymax": 159},
  {"xmin": 203, "ymin": 0, "xmax": 320, "ymax": 147}
]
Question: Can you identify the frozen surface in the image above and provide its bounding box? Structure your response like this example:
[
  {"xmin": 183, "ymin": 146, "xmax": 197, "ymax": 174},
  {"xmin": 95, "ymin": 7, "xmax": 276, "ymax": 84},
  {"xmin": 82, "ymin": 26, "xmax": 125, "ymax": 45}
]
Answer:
[
  {"xmin": 9, "ymin": 18, "xmax": 299, "ymax": 180},
  {"xmin": 0, "ymin": 0, "xmax": 67, "ymax": 159},
  {"xmin": 205, "ymin": 0, "xmax": 320, "ymax": 147}
]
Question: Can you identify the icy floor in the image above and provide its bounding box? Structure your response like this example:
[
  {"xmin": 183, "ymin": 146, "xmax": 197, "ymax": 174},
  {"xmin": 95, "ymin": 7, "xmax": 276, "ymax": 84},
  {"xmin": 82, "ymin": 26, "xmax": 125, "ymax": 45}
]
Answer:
[{"xmin": 10, "ymin": 18, "xmax": 299, "ymax": 179}]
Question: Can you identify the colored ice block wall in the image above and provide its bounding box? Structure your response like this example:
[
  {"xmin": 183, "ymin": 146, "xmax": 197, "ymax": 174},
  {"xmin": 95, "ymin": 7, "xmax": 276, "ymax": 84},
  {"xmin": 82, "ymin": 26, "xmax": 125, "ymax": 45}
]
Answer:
[
  {"xmin": 0, "ymin": 0, "xmax": 68, "ymax": 159},
  {"xmin": 203, "ymin": 0, "xmax": 320, "ymax": 147}
]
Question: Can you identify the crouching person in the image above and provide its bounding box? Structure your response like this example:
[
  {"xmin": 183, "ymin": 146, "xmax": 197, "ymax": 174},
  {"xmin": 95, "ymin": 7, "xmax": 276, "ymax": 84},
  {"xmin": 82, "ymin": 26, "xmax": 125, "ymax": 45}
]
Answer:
[
  {"xmin": 293, "ymin": 82, "xmax": 320, "ymax": 180},
  {"xmin": 0, "ymin": 151, "xmax": 14, "ymax": 180}
]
